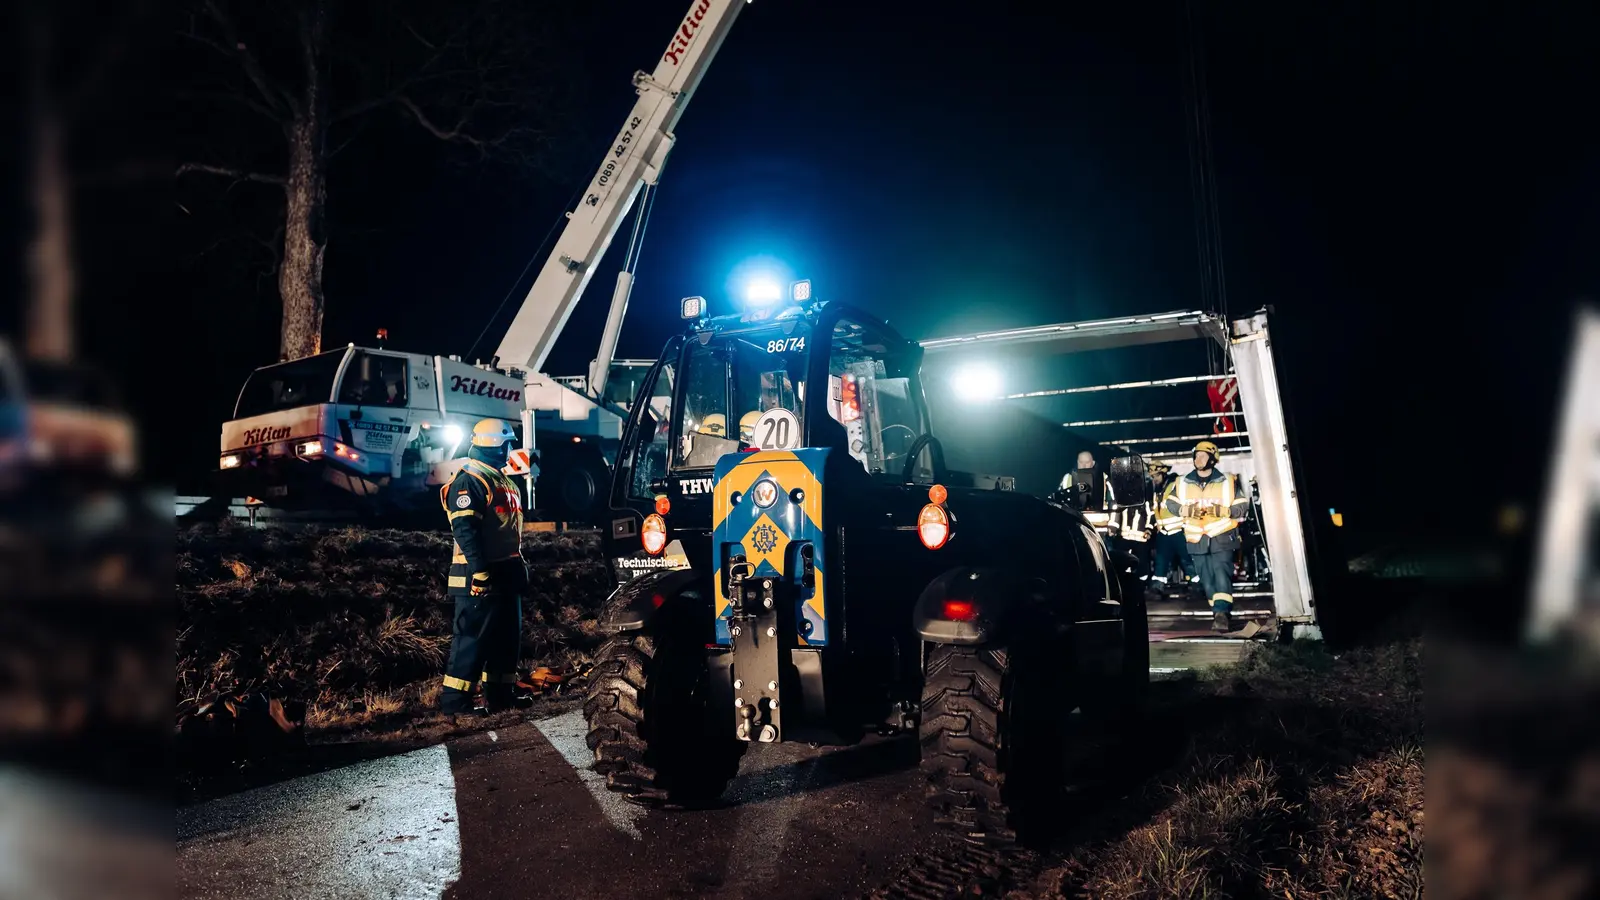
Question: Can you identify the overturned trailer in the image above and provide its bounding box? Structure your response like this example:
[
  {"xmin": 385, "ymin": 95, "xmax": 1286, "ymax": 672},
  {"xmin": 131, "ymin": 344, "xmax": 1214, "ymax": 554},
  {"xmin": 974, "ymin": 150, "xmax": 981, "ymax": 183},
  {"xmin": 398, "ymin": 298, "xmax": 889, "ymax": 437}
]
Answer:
[{"xmin": 920, "ymin": 308, "xmax": 1324, "ymax": 667}]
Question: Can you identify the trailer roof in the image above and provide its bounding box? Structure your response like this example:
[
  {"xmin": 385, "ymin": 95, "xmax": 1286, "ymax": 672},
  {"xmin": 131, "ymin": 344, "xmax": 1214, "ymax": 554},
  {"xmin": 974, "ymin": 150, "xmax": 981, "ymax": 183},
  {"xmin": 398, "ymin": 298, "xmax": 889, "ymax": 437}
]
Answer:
[{"xmin": 918, "ymin": 310, "xmax": 1227, "ymax": 356}]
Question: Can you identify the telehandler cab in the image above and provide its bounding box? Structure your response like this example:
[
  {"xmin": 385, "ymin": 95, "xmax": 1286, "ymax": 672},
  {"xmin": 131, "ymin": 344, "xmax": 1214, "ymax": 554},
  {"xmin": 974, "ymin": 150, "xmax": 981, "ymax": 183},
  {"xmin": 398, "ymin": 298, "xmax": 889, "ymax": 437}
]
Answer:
[{"xmin": 583, "ymin": 285, "xmax": 1150, "ymax": 843}]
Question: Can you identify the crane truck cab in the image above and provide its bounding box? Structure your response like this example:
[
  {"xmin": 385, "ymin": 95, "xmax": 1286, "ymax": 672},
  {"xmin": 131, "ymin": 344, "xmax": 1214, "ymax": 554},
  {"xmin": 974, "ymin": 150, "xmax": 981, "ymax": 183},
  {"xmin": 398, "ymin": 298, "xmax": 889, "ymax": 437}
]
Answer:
[
  {"xmin": 216, "ymin": 344, "xmax": 616, "ymax": 521},
  {"xmin": 583, "ymin": 284, "xmax": 1151, "ymax": 844}
]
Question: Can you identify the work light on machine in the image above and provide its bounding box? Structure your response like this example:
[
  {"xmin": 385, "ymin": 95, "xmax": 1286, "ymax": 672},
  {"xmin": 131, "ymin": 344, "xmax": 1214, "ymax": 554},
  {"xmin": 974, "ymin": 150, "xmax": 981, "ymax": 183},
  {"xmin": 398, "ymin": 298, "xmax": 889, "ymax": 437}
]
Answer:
[
  {"xmin": 951, "ymin": 364, "xmax": 1002, "ymax": 403},
  {"xmin": 790, "ymin": 279, "xmax": 813, "ymax": 302},
  {"xmin": 680, "ymin": 295, "xmax": 706, "ymax": 320},
  {"xmin": 744, "ymin": 278, "xmax": 782, "ymax": 307}
]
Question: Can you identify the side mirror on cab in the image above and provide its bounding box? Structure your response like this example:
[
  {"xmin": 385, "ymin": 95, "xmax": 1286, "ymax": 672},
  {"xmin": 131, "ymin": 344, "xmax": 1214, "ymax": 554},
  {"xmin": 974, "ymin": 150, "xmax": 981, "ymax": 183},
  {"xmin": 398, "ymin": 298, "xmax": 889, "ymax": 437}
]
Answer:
[{"xmin": 1107, "ymin": 455, "xmax": 1148, "ymax": 509}]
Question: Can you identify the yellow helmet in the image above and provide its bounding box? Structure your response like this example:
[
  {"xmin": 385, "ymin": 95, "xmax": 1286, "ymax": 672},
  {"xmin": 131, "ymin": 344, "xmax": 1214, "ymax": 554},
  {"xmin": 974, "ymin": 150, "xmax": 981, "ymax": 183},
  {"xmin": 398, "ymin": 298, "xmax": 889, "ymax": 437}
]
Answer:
[
  {"xmin": 471, "ymin": 418, "xmax": 516, "ymax": 448},
  {"xmin": 1147, "ymin": 457, "xmax": 1170, "ymax": 473},
  {"xmin": 1193, "ymin": 440, "xmax": 1220, "ymax": 462},
  {"xmin": 699, "ymin": 414, "xmax": 727, "ymax": 437},
  {"xmin": 739, "ymin": 410, "xmax": 761, "ymax": 441}
]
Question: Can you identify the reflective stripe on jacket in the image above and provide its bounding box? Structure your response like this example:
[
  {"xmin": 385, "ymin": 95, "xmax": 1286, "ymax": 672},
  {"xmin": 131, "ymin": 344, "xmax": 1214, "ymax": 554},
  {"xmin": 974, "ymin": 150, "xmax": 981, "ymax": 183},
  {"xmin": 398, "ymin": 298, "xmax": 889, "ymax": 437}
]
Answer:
[
  {"xmin": 1167, "ymin": 468, "xmax": 1249, "ymax": 544},
  {"xmin": 1154, "ymin": 479, "xmax": 1184, "ymax": 534},
  {"xmin": 440, "ymin": 458, "xmax": 525, "ymax": 594}
]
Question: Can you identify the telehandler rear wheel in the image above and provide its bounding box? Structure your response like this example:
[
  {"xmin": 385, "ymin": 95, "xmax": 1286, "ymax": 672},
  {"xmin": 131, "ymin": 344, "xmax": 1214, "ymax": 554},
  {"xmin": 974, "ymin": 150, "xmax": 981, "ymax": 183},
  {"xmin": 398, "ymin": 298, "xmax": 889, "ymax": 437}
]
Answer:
[
  {"xmin": 583, "ymin": 626, "xmax": 745, "ymax": 807},
  {"xmin": 919, "ymin": 642, "xmax": 1067, "ymax": 845}
]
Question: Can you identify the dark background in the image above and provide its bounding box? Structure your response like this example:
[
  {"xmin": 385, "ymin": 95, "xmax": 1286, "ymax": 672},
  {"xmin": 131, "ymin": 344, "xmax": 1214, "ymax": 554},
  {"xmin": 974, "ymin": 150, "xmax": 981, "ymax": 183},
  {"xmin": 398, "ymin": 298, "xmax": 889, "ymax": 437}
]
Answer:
[{"xmin": 57, "ymin": 2, "xmax": 1600, "ymax": 549}]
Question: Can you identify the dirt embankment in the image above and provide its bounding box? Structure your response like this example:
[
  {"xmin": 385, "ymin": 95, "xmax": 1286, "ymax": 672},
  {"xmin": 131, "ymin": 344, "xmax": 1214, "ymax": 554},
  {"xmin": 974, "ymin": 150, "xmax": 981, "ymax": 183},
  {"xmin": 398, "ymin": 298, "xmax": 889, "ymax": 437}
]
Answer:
[
  {"xmin": 177, "ymin": 522, "xmax": 611, "ymax": 736},
  {"xmin": 1033, "ymin": 639, "xmax": 1425, "ymax": 899}
]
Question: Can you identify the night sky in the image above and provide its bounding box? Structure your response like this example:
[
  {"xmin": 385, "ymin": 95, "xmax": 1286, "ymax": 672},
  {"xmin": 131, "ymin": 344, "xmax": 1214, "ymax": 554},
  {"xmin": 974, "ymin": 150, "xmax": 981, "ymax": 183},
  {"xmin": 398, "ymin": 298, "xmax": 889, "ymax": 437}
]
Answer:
[{"xmin": 166, "ymin": 1, "xmax": 1598, "ymax": 546}]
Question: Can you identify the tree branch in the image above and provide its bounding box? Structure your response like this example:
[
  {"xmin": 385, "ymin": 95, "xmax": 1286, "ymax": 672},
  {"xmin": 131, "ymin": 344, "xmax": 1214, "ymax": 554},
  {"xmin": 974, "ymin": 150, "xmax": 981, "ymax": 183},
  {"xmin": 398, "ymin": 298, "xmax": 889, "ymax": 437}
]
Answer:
[
  {"xmin": 391, "ymin": 94, "xmax": 482, "ymax": 148},
  {"xmin": 200, "ymin": 0, "xmax": 297, "ymax": 117},
  {"xmin": 177, "ymin": 162, "xmax": 287, "ymax": 186}
]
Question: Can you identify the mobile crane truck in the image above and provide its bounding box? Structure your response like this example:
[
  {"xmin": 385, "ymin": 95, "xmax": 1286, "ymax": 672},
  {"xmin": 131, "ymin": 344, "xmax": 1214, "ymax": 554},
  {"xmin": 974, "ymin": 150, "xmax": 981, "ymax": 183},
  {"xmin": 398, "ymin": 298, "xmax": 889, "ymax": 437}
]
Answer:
[{"xmin": 215, "ymin": 0, "xmax": 748, "ymax": 524}]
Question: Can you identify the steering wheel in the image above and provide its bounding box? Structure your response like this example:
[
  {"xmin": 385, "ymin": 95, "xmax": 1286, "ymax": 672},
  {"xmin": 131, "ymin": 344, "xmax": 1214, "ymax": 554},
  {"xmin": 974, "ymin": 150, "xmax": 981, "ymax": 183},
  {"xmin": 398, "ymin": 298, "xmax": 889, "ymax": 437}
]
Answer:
[
  {"xmin": 900, "ymin": 433, "xmax": 949, "ymax": 485},
  {"xmin": 879, "ymin": 423, "xmax": 918, "ymax": 454}
]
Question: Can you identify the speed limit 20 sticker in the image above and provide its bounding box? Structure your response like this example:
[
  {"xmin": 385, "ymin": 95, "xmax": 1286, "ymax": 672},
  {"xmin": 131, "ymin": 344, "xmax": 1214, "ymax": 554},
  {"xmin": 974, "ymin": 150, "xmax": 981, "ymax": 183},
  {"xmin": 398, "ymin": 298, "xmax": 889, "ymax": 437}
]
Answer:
[{"xmin": 750, "ymin": 408, "xmax": 800, "ymax": 450}]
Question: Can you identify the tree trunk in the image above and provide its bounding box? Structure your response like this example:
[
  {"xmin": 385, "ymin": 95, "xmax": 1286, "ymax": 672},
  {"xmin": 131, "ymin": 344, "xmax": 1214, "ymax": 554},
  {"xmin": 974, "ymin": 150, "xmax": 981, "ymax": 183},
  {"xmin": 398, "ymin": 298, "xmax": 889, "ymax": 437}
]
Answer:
[
  {"xmin": 25, "ymin": 13, "xmax": 73, "ymax": 362},
  {"xmin": 278, "ymin": 116, "xmax": 327, "ymax": 361},
  {"xmin": 277, "ymin": 0, "xmax": 330, "ymax": 361}
]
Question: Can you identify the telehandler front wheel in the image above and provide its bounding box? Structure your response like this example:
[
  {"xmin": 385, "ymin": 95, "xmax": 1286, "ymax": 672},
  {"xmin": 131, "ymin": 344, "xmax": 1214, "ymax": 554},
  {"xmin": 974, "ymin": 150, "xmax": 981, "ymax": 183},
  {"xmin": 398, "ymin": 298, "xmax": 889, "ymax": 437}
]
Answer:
[
  {"xmin": 919, "ymin": 642, "xmax": 1067, "ymax": 845},
  {"xmin": 583, "ymin": 628, "xmax": 745, "ymax": 808}
]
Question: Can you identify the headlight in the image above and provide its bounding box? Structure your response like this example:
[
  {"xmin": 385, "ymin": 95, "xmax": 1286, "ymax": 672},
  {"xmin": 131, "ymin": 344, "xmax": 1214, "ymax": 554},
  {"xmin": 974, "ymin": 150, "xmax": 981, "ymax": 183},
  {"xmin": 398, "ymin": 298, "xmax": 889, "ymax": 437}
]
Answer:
[
  {"xmin": 441, "ymin": 424, "xmax": 464, "ymax": 446},
  {"xmin": 297, "ymin": 440, "xmax": 324, "ymax": 457},
  {"xmin": 220, "ymin": 454, "xmax": 242, "ymax": 469},
  {"xmin": 918, "ymin": 503, "xmax": 950, "ymax": 550},
  {"xmin": 641, "ymin": 513, "xmax": 667, "ymax": 556}
]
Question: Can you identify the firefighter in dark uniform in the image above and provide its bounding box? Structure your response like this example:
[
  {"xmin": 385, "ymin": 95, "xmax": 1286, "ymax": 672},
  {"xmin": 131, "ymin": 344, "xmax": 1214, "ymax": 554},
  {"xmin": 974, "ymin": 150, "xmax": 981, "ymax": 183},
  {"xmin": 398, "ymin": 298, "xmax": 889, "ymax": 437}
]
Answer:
[{"xmin": 439, "ymin": 418, "xmax": 528, "ymax": 715}]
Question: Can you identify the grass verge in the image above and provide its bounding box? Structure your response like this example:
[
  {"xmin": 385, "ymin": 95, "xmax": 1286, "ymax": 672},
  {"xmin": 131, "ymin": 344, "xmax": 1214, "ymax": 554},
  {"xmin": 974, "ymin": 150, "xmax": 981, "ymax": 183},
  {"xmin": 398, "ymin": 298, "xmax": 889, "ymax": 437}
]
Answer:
[{"xmin": 1036, "ymin": 638, "xmax": 1424, "ymax": 899}]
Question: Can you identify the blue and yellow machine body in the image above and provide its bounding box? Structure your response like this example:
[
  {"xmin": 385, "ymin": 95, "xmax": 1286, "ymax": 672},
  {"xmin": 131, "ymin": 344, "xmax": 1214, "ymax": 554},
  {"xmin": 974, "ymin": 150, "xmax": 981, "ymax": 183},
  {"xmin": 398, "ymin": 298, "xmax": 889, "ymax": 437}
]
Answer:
[{"xmin": 711, "ymin": 448, "xmax": 830, "ymax": 647}]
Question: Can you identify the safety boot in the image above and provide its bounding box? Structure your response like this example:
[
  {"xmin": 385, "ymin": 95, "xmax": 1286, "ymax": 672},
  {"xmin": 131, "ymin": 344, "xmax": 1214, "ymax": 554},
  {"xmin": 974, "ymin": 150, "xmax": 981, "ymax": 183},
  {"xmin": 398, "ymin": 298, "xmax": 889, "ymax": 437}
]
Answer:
[{"xmin": 1212, "ymin": 608, "xmax": 1233, "ymax": 633}]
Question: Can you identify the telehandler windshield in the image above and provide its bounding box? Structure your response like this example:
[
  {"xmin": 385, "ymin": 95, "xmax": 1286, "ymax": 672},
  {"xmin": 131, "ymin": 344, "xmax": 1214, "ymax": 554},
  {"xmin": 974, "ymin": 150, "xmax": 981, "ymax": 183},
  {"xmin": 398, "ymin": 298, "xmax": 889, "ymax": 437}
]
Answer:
[{"xmin": 676, "ymin": 327, "xmax": 807, "ymax": 468}]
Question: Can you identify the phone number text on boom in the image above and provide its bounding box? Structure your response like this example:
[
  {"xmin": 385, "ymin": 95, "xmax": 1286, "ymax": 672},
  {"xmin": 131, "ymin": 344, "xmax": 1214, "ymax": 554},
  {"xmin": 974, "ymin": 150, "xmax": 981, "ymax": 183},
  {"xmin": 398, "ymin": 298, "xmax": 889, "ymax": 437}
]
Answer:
[{"xmin": 595, "ymin": 116, "xmax": 645, "ymax": 190}]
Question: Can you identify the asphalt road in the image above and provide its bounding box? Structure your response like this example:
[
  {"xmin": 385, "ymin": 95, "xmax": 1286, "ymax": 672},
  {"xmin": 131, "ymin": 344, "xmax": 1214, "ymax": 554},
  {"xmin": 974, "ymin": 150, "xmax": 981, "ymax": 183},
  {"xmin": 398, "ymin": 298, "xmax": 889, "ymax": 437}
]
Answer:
[{"xmin": 176, "ymin": 709, "xmax": 1025, "ymax": 900}]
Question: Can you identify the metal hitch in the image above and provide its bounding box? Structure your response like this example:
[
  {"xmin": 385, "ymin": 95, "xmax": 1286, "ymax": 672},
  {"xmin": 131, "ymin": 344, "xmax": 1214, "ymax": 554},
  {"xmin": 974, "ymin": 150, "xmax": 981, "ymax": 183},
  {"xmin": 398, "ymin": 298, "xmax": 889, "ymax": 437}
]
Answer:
[{"xmin": 727, "ymin": 566, "xmax": 785, "ymax": 743}]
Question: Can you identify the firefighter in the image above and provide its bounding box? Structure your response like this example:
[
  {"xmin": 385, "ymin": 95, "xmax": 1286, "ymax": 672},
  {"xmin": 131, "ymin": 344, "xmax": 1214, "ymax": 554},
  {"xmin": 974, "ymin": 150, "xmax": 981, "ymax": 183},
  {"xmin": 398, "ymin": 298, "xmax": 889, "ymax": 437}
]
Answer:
[
  {"xmin": 1057, "ymin": 449, "xmax": 1113, "ymax": 535},
  {"xmin": 438, "ymin": 418, "xmax": 529, "ymax": 717},
  {"xmin": 1149, "ymin": 460, "xmax": 1198, "ymax": 595},
  {"xmin": 1166, "ymin": 440, "xmax": 1251, "ymax": 632}
]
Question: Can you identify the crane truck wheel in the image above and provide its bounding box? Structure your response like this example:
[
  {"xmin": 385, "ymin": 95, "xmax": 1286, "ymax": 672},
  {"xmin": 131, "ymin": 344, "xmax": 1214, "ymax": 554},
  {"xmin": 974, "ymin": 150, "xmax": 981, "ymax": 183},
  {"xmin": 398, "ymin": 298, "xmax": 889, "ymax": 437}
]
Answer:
[
  {"xmin": 534, "ymin": 440, "xmax": 611, "ymax": 525},
  {"xmin": 583, "ymin": 610, "xmax": 745, "ymax": 808},
  {"xmin": 919, "ymin": 642, "xmax": 1068, "ymax": 846}
]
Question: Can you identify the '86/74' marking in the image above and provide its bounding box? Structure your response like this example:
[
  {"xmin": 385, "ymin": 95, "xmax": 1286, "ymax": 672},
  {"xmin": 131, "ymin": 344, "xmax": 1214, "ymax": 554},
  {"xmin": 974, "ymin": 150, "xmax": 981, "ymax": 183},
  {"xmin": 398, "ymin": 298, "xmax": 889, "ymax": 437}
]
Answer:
[{"xmin": 765, "ymin": 337, "xmax": 805, "ymax": 353}]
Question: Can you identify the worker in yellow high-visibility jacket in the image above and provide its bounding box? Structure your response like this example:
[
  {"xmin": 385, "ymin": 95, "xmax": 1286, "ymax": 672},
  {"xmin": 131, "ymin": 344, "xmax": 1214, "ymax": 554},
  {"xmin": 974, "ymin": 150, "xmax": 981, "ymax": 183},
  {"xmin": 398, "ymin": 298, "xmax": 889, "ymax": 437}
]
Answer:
[{"xmin": 1165, "ymin": 440, "xmax": 1251, "ymax": 632}]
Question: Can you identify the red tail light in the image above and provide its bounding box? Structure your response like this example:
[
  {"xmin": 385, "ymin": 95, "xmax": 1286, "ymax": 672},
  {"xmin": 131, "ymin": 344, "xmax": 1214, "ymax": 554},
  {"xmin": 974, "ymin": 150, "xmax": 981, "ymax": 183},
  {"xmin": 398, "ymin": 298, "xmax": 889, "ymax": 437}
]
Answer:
[
  {"xmin": 918, "ymin": 503, "xmax": 950, "ymax": 549},
  {"xmin": 641, "ymin": 513, "xmax": 667, "ymax": 555},
  {"xmin": 840, "ymin": 374, "xmax": 861, "ymax": 423},
  {"xmin": 942, "ymin": 599, "xmax": 977, "ymax": 621}
]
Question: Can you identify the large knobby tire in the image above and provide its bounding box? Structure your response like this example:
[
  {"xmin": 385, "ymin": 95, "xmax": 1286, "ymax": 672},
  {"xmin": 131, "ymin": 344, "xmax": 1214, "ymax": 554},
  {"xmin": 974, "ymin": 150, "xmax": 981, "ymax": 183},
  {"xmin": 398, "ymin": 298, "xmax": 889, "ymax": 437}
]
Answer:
[
  {"xmin": 919, "ymin": 643, "xmax": 1066, "ymax": 845},
  {"xmin": 535, "ymin": 441, "xmax": 611, "ymax": 525},
  {"xmin": 583, "ymin": 628, "xmax": 745, "ymax": 807}
]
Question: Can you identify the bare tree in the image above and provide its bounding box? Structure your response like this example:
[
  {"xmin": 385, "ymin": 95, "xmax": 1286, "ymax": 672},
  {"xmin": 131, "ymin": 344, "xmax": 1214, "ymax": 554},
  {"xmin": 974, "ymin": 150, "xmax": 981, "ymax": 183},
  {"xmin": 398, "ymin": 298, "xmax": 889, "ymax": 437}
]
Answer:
[{"xmin": 177, "ymin": 0, "xmax": 565, "ymax": 361}]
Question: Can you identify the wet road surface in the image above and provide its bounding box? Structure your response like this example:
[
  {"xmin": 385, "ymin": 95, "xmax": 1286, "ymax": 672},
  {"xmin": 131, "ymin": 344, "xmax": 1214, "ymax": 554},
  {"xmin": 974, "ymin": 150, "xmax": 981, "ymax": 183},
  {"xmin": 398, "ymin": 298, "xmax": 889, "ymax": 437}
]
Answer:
[{"xmin": 176, "ymin": 710, "xmax": 963, "ymax": 900}]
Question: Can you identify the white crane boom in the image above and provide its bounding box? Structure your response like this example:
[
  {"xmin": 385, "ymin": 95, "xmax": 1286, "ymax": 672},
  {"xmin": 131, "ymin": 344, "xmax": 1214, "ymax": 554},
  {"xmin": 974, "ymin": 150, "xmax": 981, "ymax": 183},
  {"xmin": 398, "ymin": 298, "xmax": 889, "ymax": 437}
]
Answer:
[{"xmin": 494, "ymin": 0, "xmax": 749, "ymax": 389}]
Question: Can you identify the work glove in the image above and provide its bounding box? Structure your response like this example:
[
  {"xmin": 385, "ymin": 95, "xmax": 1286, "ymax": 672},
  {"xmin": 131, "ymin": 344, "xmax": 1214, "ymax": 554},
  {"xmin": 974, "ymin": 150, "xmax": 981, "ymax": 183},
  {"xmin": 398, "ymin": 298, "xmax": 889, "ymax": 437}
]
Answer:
[{"xmin": 470, "ymin": 571, "xmax": 492, "ymax": 597}]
